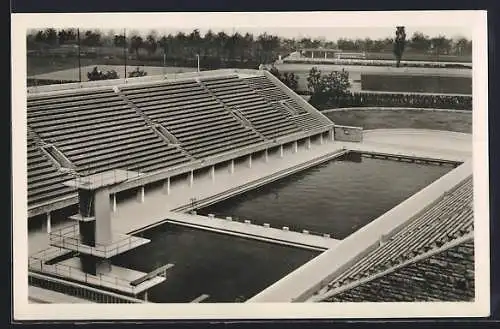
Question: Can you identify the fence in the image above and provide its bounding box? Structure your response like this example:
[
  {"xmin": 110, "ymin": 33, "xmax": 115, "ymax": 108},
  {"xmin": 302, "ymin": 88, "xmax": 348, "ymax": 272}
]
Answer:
[
  {"xmin": 48, "ymin": 223, "xmax": 145, "ymax": 258},
  {"xmin": 29, "ymin": 272, "xmax": 146, "ymax": 303}
]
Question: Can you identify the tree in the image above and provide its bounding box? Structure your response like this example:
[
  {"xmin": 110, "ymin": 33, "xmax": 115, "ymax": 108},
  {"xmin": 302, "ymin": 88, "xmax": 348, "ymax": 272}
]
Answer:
[
  {"xmin": 129, "ymin": 35, "xmax": 143, "ymax": 58},
  {"xmin": 430, "ymin": 35, "xmax": 452, "ymax": 56},
  {"xmin": 158, "ymin": 35, "xmax": 169, "ymax": 57},
  {"xmin": 58, "ymin": 29, "xmax": 77, "ymax": 45},
  {"xmin": 145, "ymin": 34, "xmax": 158, "ymax": 56},
  {"xmin": 269, "ymin": 66, "xmax": 298, "ymax": 91},
  {"xmin": 393, "ymin": 26, "xmax": 406, "ymax": 67},
  {"xmin": 454, "ymin": 37, "xmax": 469, "ymax": 56},
  {"xmin": 410, "ymin": 32, "xmax": 431, "ymax": 52},
  {"xmin": 82, "ymin": 30, "xmax": 102, "ymax": 47},
  {"xmin": 114, "ymin": 34, "xmax": 126, "ymax": 48},
  {"xmin": 306, "ymin": 67, "xmax": 323, "ymax": 93},
  {"xmin": 307, "ymin": 67, "xmax": 350, "ymax": 107}
]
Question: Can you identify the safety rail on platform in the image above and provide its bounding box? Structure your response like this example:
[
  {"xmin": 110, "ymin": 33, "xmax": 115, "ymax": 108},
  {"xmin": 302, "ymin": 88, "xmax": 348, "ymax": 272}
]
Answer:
[
  {"xmin": 48, "ymin": 223, "xmax": 147, "ymax": 259},
  {"xmin": 29, "ymin": 254, "xmax": 136, "ymax": 291},
  {"xmin": 29, "ymin": 272, "xmax": 147, "ymax": 303}
]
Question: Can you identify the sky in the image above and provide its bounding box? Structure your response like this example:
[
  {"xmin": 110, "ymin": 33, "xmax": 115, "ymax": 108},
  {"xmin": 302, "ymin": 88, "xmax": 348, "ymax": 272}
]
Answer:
[
  {"xmin": 25, "ymin": 11, "xmax": 476, "ymax": 41},
  {"xmin": 134, "ymin": 27, "xmax": 472, "ymax": 41}
]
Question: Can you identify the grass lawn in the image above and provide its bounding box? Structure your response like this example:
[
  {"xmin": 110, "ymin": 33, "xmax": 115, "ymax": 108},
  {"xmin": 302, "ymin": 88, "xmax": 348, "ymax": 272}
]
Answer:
[{"xmin": 324, "ymin": 109, "xmax": 472, "ymax": 134}]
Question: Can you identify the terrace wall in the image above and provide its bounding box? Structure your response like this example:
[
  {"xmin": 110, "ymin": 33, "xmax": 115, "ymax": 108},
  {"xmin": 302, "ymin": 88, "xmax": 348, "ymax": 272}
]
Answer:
[
  {"xmin": 334, "ymin": 125, "xmax": 363, "ymax": 142},
  {"xmin": 361, "ymin": 74, "xmax": 472, "ymax": 95}
]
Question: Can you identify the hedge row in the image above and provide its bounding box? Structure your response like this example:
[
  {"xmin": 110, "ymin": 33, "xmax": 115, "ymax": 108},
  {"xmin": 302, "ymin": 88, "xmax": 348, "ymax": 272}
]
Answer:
[
  {"xmin": 283, "ymin": 59, "xmax": 471, "ymax": 70},
  {"xmin": 310, "ymin": 92, "xmax": 473, "ymax": 111}
]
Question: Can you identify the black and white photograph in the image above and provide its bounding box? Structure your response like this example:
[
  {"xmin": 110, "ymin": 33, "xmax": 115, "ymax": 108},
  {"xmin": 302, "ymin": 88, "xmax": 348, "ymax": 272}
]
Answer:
[{"xmin": 11, "ymin": 10, "xmax": 489, "ymax": 320}]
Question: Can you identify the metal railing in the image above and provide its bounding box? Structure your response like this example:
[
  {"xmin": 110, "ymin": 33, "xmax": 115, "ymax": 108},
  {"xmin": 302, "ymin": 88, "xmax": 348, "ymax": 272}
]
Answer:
[
  {"xmin": 29, "ymin": 253, "xmax": 135, "ymax": 291},
  {"xmin": 49, "ymin": 223, "xmax": 147, "ymax": 258},
  {"xmin": 29, "ymin": 272, "xmax": 146, "ymax": 303}
]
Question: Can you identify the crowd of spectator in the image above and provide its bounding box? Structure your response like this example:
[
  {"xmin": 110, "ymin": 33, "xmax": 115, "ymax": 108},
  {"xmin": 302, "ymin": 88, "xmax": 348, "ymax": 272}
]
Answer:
[{"xmin": 310, "ymin": 91, "xmax": 472, "ymax": 111}]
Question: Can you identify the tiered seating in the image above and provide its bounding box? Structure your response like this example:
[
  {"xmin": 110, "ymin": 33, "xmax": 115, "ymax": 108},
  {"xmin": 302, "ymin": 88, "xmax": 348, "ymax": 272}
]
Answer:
[
  {"xmin": 243, "ymin": 76, "xmax": 330, "ymax": 132},
  {"xmin": 201, "ymin": 76, "xmax": 301, "ymax": 139},
  {"xmin": 27, "ymin": 134, "xmax": 76, "ymax": 206},
  {"xmin": 119, "ymin": 80, "xmax": 264, "ymax": 159},
  {"xmin": 242, "ymin": 76, "xmax": 276, "ymax": 90},
  {"xmin": 283, "ymin": 99, "xmax": 307, "ymax": 115},
  {"xmin": 28, "ymin": 89, "xmax": 190, "ymax": 175},
  {"xmin": 243, "ymin": 76, "xmax": 289, "ymax": 103},
  {"xmin": 325, "ymin": 240, "xmax": 474, "ymax": 302},
  {"xmin": 324, "ymin": 176, "xmax": 473, "ymax": 291},
  {"xmin": 290, "ymin": 114, "xmax": 327, "ymax": 131}
]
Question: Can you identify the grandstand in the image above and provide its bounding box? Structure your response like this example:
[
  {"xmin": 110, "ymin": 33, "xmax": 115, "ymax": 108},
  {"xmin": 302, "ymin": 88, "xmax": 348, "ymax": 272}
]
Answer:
[{"xmin": 25, "ymin": 68, "xmax": 474, "ymax": 304}]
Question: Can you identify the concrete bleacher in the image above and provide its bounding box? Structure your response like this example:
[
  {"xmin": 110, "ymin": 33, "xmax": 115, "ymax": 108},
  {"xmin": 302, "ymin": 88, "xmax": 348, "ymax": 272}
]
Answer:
[
  {"xmin": 26, "ymin": 70, "xmax": 334, "ymax": 217},
  {"xmin": 242, "ymin": 75, "xmax": 327, "ymax": 132},
  {"xmin": 118, "ymin": 79, "xmax": 265, "ymax": 159},
  {"xmin": 325, "ymin": 239, "xmax": 474, "ymax": 302},
  {"xmin": 316, "ymin": 176, "xmax": 473, "ymax": 300},
  {"xmin": 27, "ymin": 134, "xmax": 76, "ymax": 207},
  {"xmin": 200, "ymin": 75, "xmax": 302, "ymax": 139},
  {"xmin": 27, "ymin": 88, "xmax": 190, "ymax": 175}
]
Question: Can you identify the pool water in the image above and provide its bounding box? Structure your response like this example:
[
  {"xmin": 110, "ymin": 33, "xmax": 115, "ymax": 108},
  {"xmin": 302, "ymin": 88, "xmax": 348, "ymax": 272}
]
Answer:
[
  {"xmin": 112, "ymin": 223, "xmax": 319, "ymax": 303},
  {"xmin": 113, "ymin": 152, "xmax": 455, "ymax": 303},
  {"xmin": 199, "ymin": 152, "xmax": 454, "ymax": 239}
]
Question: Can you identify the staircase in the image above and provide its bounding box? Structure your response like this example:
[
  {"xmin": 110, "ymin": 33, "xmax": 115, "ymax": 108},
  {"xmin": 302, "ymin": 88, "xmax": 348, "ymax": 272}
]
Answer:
[{"xmin": 112, "ymin": 86, "xmax": 196, "ymax": 161}]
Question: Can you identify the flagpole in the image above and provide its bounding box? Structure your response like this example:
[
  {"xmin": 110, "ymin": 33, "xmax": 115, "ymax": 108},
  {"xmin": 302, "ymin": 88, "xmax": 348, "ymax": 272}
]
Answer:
[
  {"xmin": 124, "ymin": 28, "xmax": 127, "ymax": 81},
  {"xmin": 77, "ymin": 28, "xmax": 81, "ymax": 83}
]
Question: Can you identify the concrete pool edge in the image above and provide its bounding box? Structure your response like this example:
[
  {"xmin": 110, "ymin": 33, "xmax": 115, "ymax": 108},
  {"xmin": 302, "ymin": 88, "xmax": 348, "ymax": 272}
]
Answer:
[{"xmin": 246, "ymin": 159, "xmax": 472, "ymax": 302}]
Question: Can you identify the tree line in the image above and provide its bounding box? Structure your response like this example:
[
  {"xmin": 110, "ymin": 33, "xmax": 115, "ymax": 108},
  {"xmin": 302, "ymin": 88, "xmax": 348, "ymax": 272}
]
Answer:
[{"xmin": 27, "ymin": 28, "xmax": 472, "ymax": 65}]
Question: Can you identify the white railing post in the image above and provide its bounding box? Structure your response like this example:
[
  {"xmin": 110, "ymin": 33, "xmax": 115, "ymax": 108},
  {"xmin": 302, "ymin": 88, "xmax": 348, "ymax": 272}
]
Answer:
[
  {"xmin": 46, "ymin": 212, "xmax": 52, "ymax": 234},
  {"xmin": 189, "ymin": 170, "xmax": 194, "ymax": 187}
]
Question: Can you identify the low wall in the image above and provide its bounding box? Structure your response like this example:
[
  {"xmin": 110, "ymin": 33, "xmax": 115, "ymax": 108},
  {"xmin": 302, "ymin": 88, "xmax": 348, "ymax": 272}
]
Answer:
[
  {"xmin": 334, "ymin": 125, "xmax": 363, "ymax": 142},
  {"xmin": 361, "ymin": 73, "xmax": 472, "ymax": 95},
  {"xmin": 323, "ymin": 107, "xmax": 472, "ymax": 114}
]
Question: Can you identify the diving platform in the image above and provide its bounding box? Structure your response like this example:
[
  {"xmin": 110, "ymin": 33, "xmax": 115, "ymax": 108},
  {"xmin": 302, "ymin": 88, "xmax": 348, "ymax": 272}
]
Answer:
[
  {"xmin": 49, "ymin": 223, "xmax": 150, "ymax": 258},
  {"xmin": 29, "ymin": 256, "xmax": 167, "ymax": 295},
  {"xmin": 63, "ymin": 169, "xmax": 140, "ymax": 190}
]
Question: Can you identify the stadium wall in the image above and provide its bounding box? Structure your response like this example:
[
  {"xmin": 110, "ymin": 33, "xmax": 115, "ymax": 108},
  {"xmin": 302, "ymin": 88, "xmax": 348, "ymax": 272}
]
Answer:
[
  {"xmin": 333, "ymin": 125, "xmax": 363, "ymax": 142},
  {"xmin": 361, "ymin": 73, "xmax": 472, "ymax": 94},
  {"xmin": 322, "ymin": 107, "xmax": 473, "ymax": 114}
]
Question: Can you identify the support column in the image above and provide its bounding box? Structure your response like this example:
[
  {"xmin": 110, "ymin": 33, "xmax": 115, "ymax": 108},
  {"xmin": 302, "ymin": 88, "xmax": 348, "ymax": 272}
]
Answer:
[
  {"xmin": 229, "ymin": 160, "xmax": 235, "ymax": 174},
  {"xmin": 189, "ymin": 170, "xmax": 194, "ymax": 187},
  {"xmin": 46, "ymin": 212, "xmax": 51, "ymax": 234},
  {"xmin": 306, "ymin": 137, "xmax": 311, "ymax": 149},
  {"xmin": 293, "ymin": 141, "xmax": 298, "ymax": 153},
  {"xmin": 279, "ymin": 145, "xmax": 284, "ymax": 158},
  {"xmin": 210, "ymin": 165, "xmax": 215, "ymax": 182},
  {"xmin": 112, "ymin": 193, "xmax": 116, "ymax": 212},
  {"xmin": 143, "ymin": 291, "xmax": 148, "ymax": 302},
  {"xmin": 325, "ymin": 51, "xmax": 327, "ymax": 59},
  {"xmin": 330, "ymin": 128, "xmax": 335, "ymax": 141},
  {"xmin": 264, "ymin": 149, "xmax": 269, "ymax": 163},
  {"xmin": 163, "ymin": 177, "xmax": 170, "ymax": 195},
  {"xmin": 248, "ymin": 154, "xmax": 252, "ymax": 168},
  {"xmin": 319, "ymin": 133, "xmax": 324, "ymax": 145},
  {"xmin": 137, "ymin": 186, "xmax": 145, "ymax": 203}
]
